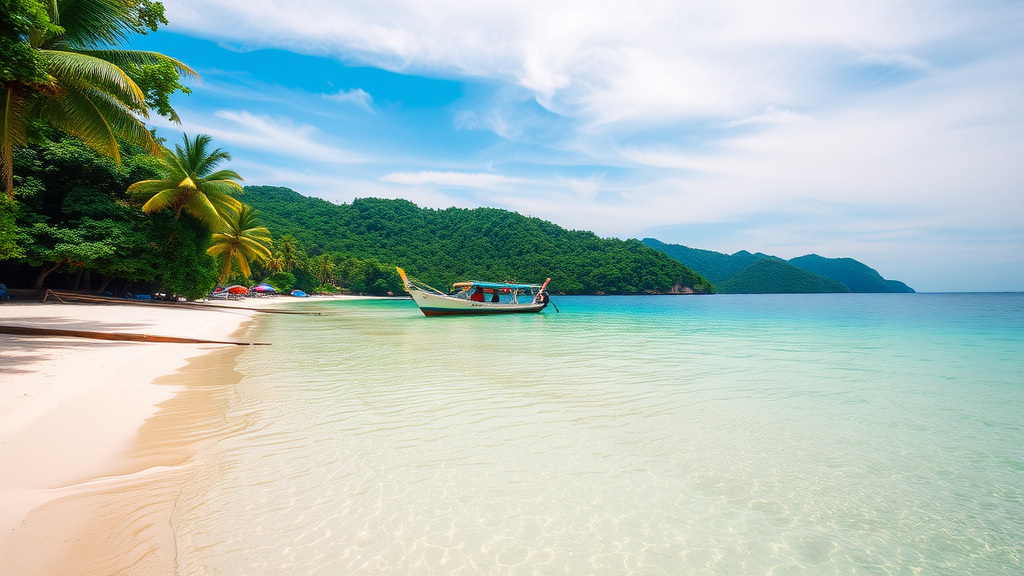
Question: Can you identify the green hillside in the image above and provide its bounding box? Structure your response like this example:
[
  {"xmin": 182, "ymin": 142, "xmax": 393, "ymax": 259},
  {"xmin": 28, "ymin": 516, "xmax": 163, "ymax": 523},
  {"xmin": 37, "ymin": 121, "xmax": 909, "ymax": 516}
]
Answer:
[
  {"xmin": 885, "ymin": 280, "xmax": 916, "ymax": 293},
  {"xmin": 717, "ymin": 259, "xmax": 850, "ymax": 294},
  {"xmin": 243, "ymin": 186, "xmax": 714, "ymax": 295},
  {"xmin": 641, "ymin": 238, "xmax": 771, "ymax": 284},
  {"xmin": 788, "ymin": 255, "xmax": 912, "ymax": 293}
]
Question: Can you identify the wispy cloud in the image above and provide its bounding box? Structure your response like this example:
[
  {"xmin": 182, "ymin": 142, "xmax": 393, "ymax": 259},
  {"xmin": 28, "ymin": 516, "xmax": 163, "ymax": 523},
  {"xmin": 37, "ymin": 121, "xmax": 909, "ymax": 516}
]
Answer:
[
  {"xmin": 322, "ymin": 88, "xmax": 374, "ymax": 110},
  {"xmin": 152, "ymin": 109, "xmax": 368, "ymax": 164},
  {"xmin": 381, "ymin": 171, "xmax": 533, "ymax": 189},
  {"xmin": 722, "ymin": 106, "xmax": 811, "ymax": 128}
]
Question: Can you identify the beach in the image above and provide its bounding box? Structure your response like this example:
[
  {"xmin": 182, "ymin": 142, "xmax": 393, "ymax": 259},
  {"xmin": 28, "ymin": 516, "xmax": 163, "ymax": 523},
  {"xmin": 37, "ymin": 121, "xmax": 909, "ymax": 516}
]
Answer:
[{"xmin": 0, "ymin": 297, "xmax": 304, "ymax": 575}]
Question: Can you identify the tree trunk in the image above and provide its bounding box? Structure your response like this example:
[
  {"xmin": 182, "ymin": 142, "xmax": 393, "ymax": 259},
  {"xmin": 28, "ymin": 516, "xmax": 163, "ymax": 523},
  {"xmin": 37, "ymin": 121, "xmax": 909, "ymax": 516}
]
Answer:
[
  {"xmin": 83, "ymin": 270, "xmax": 91, "ymax": 291},
  {"xmin": 96, "ymin": 275, "xmax": 114, "ymax": 294},
  {"xmin": 73, "ymin": 268, "xmax": 83, "ymax": 290},
  {"xmin": 34, "ymin": 262, "xmax": 60, "ymax": 289}
]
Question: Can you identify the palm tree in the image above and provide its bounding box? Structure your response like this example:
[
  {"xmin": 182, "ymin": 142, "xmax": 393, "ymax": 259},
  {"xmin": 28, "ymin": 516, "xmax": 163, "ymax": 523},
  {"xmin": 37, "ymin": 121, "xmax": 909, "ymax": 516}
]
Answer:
[
  {"xmin": 277, "ymin": 234, "xmax": 306, "ymax": 271},
  {"xmin": 128, "ymin": 133, "xmax": 244, "ymax": 228},
  {"xmin": 207, "ymin": 204, "xmax": 272, "ymax": 284},
  {"xmin": 309, "ymin": 253, "xmax": 336, "ymax": 286},
  {"xmin": 1, "ymin": 0, "xmax": 197, "ymax": 198}
]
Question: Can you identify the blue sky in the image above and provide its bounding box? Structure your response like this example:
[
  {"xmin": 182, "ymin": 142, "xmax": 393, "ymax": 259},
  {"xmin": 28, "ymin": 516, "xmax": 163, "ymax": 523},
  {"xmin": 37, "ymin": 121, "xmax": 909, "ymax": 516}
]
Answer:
[{"xmin": 139, "ymin": 1, "xmax": 1022, "ymax": 291}]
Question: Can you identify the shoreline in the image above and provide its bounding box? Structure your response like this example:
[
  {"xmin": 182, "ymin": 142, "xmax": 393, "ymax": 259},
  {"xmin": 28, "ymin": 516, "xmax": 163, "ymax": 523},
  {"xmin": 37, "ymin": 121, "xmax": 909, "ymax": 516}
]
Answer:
[{"xmin": 0, "ymin": 297, "xmax": 324, "ymax": 574}]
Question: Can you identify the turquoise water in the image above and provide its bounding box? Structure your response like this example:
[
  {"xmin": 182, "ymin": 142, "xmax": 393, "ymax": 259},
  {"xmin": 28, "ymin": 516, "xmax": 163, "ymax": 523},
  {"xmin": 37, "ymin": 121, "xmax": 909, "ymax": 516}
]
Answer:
[{"xmin": 173, "ymin": 294, "xmax": 1024, "ymax": 574}]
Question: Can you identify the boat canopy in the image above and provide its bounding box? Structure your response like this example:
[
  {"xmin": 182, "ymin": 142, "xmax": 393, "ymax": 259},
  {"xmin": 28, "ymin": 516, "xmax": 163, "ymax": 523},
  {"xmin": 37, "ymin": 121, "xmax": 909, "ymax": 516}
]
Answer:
[{"xmin": 452, "ymin": 281, "xmax": 543, "ymax": 290}]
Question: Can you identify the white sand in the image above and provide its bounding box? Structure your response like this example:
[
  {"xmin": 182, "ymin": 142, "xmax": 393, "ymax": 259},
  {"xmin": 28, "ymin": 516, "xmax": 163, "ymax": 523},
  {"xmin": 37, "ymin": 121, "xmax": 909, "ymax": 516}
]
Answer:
[{"xmin": 0, "ymin": 300, "xmax": 269, "ymax": 539}]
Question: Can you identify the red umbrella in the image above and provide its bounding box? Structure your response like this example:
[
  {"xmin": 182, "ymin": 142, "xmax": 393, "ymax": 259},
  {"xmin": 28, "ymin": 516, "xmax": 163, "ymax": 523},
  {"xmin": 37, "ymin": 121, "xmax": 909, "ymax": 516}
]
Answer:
[{"xmin": 226, "ymin": 285, "xmax": 249, "ymax": 294}]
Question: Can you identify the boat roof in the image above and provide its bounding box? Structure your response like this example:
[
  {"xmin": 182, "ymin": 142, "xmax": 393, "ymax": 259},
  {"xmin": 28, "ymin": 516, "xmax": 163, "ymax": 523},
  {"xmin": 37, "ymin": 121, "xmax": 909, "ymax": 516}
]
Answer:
[{"xmin": 452, "ymin": 281, "xmax": 541, "ymax": 290}]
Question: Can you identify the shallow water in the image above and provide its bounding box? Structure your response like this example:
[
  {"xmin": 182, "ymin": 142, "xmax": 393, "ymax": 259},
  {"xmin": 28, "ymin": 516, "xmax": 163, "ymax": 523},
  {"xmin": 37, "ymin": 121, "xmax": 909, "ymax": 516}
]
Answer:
[{"xmin": 173, "ymin": 294, "xmax": 1024, "ymax": 574}]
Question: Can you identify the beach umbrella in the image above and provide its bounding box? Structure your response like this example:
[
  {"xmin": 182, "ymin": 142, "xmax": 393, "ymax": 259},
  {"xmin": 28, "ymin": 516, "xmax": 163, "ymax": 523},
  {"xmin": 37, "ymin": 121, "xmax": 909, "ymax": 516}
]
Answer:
[
  {"xmin": 213, "ymin": 286, "xmax": 225, "ymax": 293},
  {"xmin": 226, "ymin": 285, "xmax": 248, "ymax": 294},
  {"xmin": 253, "ymin": 284, "xmax": 276, "ymax": 293},
  {"xmin": 290, "ymin": 290, "xmax": 308, "ymax": 297}
]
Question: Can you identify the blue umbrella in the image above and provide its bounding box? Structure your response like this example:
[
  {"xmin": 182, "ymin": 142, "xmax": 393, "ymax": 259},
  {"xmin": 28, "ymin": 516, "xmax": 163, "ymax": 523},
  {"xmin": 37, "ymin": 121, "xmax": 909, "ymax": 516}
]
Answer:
[{"xmin": 253, "ymin": 284, "xmax": 276, "ymax": 293}]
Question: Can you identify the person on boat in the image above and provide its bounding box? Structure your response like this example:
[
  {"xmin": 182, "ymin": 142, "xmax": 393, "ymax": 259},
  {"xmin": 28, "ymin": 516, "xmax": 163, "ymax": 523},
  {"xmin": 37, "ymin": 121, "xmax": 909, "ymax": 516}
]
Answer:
[
  {"xmin": 470, "ymin": 287, "xmax": 485, "ymax": 302},
  {"xmin": 491, "ymin": 290, "xmax": 500, "ymax": 303}
]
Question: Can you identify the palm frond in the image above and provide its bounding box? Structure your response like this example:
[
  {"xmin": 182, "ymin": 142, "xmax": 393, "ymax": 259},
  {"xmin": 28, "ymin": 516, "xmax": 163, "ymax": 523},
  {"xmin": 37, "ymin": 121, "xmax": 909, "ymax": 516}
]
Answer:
[
  {"xmin": 203, "ymin": 169, "xmax": 244, "ymax": 183},
  {"xmin": 51, "ymin": 0, "xmax": 136, "ymax": 49},
  {"xmin": 1, "ymin": 88, "xmax": 29, "ymax": 197},
  {"xmin": 234, "ymin": 250, "xmax": 252, "ymax": 278},
  {"xmin": 141, "ymin": 188, "xmax": 180, "ymax": 214},
  {"xmin": 206, "ymin": 242, "xmax": 231, "ymax": 256},
  {"xmin": 127, "ymin": 178, "xmax": 174, "ymax": 196},
  {"xmin": 74, "ymin": 49, "xmax": 199, "ymax": 79},
  {"xmin": 184, "ymin": 190, "xmax": 225, "ymax": 229},
  {"xmin": 41, "ymin": 49, "xmax": 147, "ymax": 110}
]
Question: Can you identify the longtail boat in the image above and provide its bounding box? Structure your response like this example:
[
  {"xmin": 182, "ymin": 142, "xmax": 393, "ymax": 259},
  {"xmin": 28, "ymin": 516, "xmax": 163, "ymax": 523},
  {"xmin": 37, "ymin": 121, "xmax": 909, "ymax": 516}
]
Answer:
[{"xmin": 397, "ymin": 267, "xmax": 551, "ymax": 317}]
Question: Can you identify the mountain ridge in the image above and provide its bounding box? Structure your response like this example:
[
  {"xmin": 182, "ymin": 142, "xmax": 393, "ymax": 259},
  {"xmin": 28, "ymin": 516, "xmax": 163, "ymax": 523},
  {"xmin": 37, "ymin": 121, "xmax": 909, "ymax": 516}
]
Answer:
[
  {"xmin": 244, "ymin": 186, "xmax": 714, "ymax": 295},
  {"xmin": 642, "ymin": 238, "xmax": 914, "ymax": 294}
]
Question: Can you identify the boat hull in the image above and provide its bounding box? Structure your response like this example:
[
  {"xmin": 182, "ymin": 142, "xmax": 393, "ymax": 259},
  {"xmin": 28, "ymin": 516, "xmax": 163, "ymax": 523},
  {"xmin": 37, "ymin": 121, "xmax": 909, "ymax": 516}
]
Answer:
[{"xmin": 409, "ymin": 290, "xmax": 546, "ymax": 316}]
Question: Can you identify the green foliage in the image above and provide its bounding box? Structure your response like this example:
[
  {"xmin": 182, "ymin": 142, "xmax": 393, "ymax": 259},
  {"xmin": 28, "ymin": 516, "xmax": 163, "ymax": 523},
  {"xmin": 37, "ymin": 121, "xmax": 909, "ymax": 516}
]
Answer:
[
  {"xmin": 716, "ymin": 259, "xmax": 850, "ymax": 294},
  {"xmin": 333, "ymin": 256, "xmax": 404, "ymax": 295},
  {"xmin": 266, "ymin": 271, "xmax": 295, "ymax": 292},
  {"xmin": 0, "ymin": 194, "xmax": 25, "ymax": 258},
  {"xmin": 155, "ymin": 214, "xmax": 218, "ymax": 299},
  {"xmin": 0, "ymin": 0, "xmax": 57, "ymax": 86},
  {"xmin": 244, "ymin": 186, "xmax": 714, "ymax": 295},
  {"xmin": 8, "ymin": 131, "xmax": 218, "ymax": 296},
  {"xmin": 788, "ymin": 254, "xmax": 909, "ymax": 293},
  {"xmin": 1, "ymin": 0, "xmax": 196, "ymax": 196},
  {"xmin": 126, "ymin": 59, "xmax": 192, "ymax": 122}
]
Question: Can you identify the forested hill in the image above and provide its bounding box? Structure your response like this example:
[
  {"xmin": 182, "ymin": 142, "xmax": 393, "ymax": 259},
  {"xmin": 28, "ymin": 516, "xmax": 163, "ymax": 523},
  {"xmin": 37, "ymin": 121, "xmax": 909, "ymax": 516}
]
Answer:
[
  {"xmin": 717, "ymin": 259, "xmax": 850, "ymax": 294},
  {"xmin": 642, "ymin": 238, "xmax": 914, "ymax": 293},
  {"xmin": 243, "ymin": 186, "xmax": 714, "ymax": 295},
  {"xmin": 788, "ymin": 255, "xmax": 915, "ymax": 293},
  {"xmin": 641, "ymin": 239, "xmax": 774, "ymax": 285}
]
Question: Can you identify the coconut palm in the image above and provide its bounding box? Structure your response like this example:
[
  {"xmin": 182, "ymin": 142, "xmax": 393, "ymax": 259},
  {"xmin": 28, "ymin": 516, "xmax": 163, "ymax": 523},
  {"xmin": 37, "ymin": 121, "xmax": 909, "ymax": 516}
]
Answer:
[
  {"xmin": 207, "ymin": 204, "xmax": 272, "ymax": 283},
  {"xmin": 1, "ymin": 0, "xmax": 197, "ymax": 198},
  {"xmin": 128, "ymin": 133, "xmax": 244, "ymax": 228}
]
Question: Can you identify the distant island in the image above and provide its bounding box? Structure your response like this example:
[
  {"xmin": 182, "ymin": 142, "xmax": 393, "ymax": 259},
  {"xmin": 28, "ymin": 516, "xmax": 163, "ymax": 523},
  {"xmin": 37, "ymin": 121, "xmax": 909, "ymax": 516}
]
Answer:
[
  {"xmin": 642, "ymin": 239, "xmax": 914, "ymax": 294},
  {"xmin": 243, "ymin": 186, "xmax": 714, "ymax": 295}
]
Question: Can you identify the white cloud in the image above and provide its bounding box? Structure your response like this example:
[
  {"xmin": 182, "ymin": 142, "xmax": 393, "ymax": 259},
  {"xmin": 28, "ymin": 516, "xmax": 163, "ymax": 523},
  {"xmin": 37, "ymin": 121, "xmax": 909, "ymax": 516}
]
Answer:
[
  {"xmin": 380, "ymin": 171, "xmax": 533, "ymax": 189},
  {"xmin": 154, "ymin": 109, "xmax": 369, "ymax": 164},
  {"xmin": 166, "ymin": 1, "xmax": 1007, "ymax": 125},
  {"xmin": 722, "ymin": 106, "xmax": 811, "ymax": 128},
  {"xmin": 322, "ymin": 88, "xmax": 374, "ymax": 110}
]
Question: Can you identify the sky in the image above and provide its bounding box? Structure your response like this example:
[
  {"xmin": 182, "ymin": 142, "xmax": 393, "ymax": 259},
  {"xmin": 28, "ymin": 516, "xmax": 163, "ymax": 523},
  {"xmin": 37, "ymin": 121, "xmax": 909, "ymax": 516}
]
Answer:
[{"xmin": 136, "ymin": 1, "xmax": 1023, "ymax": 292}]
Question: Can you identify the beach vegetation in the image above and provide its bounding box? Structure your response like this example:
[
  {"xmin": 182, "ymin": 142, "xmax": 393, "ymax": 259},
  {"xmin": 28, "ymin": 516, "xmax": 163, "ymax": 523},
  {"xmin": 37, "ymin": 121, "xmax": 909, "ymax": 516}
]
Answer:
[
  {"xmin": 265, "ymin": 271, "xmax": 295, "ymax": 292},
  {"xmin": 0, "ymin": 0, "xmax": 195, "ymax": 198},
  {"xmin": 128, "ymin": 133, "xmax": 243, "ymax": 227},
  {"xmin": 207, "ymin": 204, "xmax": 272, "ymax": 284},
  {"xmin": 1, "ymin": 129, "xmax": 218, "ymax": 297}
]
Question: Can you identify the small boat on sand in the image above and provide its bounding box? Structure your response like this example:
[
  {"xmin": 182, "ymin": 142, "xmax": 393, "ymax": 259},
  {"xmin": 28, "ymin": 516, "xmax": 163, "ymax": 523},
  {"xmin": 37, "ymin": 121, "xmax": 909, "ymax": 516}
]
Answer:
[{"xmin": 397, "ymin": 267, "xmax": 551, "ymax": 316}]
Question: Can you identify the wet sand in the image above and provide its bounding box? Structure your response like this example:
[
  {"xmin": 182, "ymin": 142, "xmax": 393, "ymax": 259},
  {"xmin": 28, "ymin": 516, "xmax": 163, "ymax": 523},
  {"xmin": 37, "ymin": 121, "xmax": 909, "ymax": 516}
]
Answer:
[{"xmin": 0, "ymin": 301, "xmax": 266, "ymax": 575}]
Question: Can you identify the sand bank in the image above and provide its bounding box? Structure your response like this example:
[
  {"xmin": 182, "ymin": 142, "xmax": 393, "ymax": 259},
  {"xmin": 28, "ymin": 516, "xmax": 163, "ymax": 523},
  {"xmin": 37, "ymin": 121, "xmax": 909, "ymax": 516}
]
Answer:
[{"xmin": 0, "ymin": 299, "xmax": 284, "ymax": 574}]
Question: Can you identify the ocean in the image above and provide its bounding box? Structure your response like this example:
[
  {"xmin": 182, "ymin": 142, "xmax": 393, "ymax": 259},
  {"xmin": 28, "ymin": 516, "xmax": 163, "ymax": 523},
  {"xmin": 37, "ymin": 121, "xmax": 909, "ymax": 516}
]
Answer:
[{"xmin": 172, "ymin": 294, "xmax": 1024, "ymax": 574}]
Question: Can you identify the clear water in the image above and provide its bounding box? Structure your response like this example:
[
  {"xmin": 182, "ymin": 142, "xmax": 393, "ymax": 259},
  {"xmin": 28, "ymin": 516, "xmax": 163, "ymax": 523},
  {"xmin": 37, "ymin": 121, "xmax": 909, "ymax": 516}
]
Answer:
[{"xmin": 172, "ymin": 294, "xmax": 1024, "ymax": 575}]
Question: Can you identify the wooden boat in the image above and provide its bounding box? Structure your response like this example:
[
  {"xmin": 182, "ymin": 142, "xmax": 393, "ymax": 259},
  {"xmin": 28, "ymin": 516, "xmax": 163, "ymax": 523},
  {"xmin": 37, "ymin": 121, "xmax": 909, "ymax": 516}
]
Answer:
[{"xmin": 397, "ymin": 268, "xmax": 551, "ymax": 317}]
